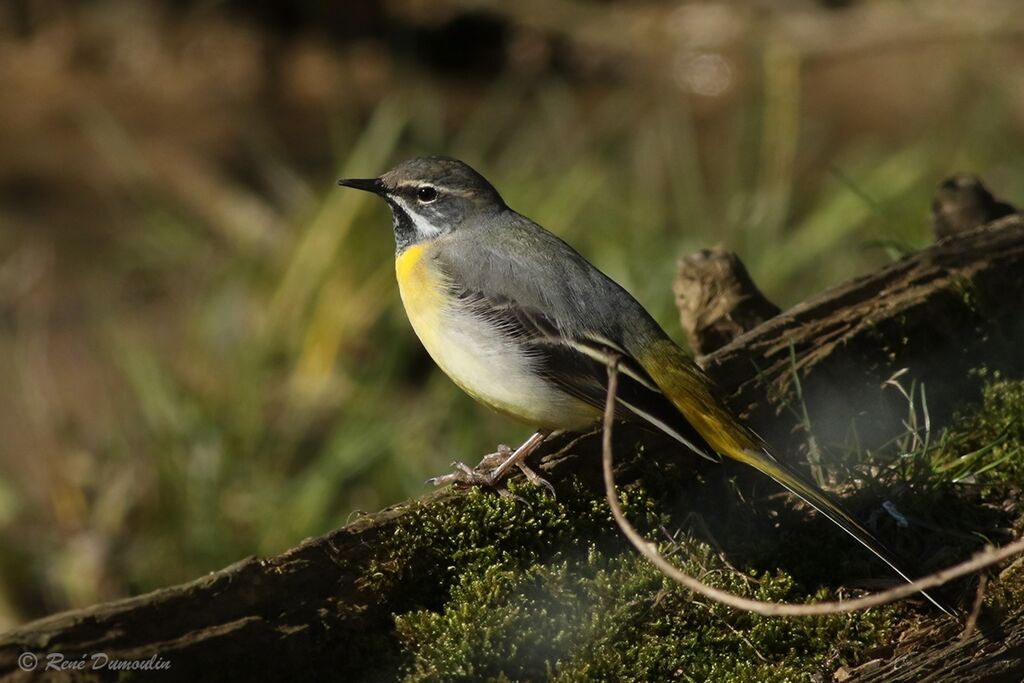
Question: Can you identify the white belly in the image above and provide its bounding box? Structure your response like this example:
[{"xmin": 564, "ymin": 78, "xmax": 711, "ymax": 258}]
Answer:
[{"xmin": 423, "ymin": 305, "xmax": 598, "ymax": 428}]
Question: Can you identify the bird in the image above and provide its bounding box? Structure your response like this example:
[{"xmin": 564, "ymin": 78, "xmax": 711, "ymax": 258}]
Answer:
[{"xmin": 338, "ymin": 156, "xmax": 955, "ymax": 616}]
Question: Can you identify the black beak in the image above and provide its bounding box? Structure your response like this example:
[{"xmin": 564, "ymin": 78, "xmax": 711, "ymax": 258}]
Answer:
[{"xmin": 337, "ymin": 177, "xmax": 385, "ymax": 194}]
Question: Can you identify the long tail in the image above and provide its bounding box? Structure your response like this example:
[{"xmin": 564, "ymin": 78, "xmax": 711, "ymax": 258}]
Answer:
[{"xmin": 640, "ymin": 339, "xmax": 957, "ymax": 617}]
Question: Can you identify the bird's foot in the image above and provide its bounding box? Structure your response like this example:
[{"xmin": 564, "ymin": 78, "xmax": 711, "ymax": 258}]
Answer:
[
  {"xmin": 427, "ymin": 440, "xmax": 555, "ymax": 496},
  {"xmin": 426, "ymin": 444, "xmax": 511, "ymax": 488},
  {"xmin": 515, "ymin": 460, "xmax": 556, "ymax": 497}
]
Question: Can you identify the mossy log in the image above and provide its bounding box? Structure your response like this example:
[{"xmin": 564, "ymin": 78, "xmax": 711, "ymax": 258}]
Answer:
[{"xmin": 1, "ymin": 218, "xmax": 1023, "ymax": 682}]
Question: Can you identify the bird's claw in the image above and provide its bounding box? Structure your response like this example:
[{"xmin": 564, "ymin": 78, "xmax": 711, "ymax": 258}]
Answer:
[
  {"xmin": 428, "ymin": 462, "xmax": 498, "ymax": 489},
  {"xmin": 427, "ymin": 446, "xmax": 555, "ymax": 497},
  {"xmin": 517, "ymin": 462, "xmax": 556, "ymax": 498}
]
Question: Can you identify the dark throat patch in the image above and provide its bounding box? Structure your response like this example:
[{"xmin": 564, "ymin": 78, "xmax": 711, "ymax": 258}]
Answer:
[{"xmin": 386, "ymin": 199, "xmax": 417, "ymax": 253}]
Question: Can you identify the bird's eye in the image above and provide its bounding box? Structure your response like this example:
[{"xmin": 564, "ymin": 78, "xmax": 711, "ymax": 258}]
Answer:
[{"xmin": 416, "ymin": 186, "xmax": 438, "ymax": 203}]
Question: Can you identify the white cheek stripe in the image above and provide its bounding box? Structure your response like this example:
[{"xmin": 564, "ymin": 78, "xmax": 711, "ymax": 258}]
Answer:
[{"xmin": 394, "ymin": 197, "xmax": 442, "ymax": 238}]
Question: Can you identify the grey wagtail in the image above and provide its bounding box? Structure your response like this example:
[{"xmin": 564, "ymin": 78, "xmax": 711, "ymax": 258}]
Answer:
[{"xmin": 338, "ymin": 156, "xmax": 954, "ymax": 616}]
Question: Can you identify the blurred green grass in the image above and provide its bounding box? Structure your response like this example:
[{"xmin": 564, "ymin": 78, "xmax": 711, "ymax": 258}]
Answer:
[{"xmin": 1, "ymin": 1, "xmax": 1024, "ymax": 629}]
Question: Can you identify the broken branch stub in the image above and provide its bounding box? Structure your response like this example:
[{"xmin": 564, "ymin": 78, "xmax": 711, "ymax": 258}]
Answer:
[
  {"xmin": 673, "ymin": 245, "xmax": 781, "ymax": 356},
  {"xmin": 931, "ymin": 174, "xmax": 1017, "ymax": 241}
]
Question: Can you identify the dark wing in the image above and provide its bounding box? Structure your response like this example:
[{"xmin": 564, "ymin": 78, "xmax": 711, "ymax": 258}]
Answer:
[{"xmin": 456, "ymin": 288, "xmax": 718, "ymax": 462}]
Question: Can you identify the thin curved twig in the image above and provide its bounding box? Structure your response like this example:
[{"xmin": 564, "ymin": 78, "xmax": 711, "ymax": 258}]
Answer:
[{"xmin": 601, "ymin": 356, "xmax": 1024, "ymax": 617}]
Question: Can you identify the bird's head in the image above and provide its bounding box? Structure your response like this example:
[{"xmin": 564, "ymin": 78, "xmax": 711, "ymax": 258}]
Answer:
[{"xmin": 338, "ymin": 156, "xmax": 506, "ymax": 252}]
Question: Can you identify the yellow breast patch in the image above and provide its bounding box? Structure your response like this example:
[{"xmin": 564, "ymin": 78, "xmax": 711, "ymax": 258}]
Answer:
[{"xmin": 395, "ymin": 242, "xmax": 448, "ymax": 359}]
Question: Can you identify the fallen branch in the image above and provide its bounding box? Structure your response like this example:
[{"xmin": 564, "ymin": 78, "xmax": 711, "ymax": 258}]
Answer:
[
  {"xmin": 1, "ymin": 216, "xmax": 1023, "ymax": 681},
  {"xmin": 601, "ymin": 356, "xmax": 1024, "ymax": 617}
]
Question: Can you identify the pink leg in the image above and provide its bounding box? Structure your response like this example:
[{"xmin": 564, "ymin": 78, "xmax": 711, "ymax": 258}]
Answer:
[{"xmin": 429, "ymin": 430, "xmax": 556, "ymax": 492}]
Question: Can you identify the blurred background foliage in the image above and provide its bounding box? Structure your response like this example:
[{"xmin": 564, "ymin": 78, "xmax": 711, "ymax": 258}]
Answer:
[{"xmin": 0, "ymin": 0, "xmax": 1023, "ymax": 628}]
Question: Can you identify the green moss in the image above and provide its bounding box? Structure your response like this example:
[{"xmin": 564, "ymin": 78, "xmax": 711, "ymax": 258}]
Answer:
[
  {"xmin": 934, "ymin": 377, "xmax": 1024, "ymax": 611},
  {"xmin": 353, "ymin": 379, "xmax": 1024, "ymax": 681},
  {"xmin": 394, "ymin": 543, "xmax": 897, "ymax": 682},
  {"xmin": 363, "ymin": 465, "xmax": 900, "ymax": 682},
  {"xmin": 363, "ymin": 470, "xmax": 666, "ymax": 610},
  {"xmin": 932, "ymin": 376, "xmax": 1024, "ymax": 486}
]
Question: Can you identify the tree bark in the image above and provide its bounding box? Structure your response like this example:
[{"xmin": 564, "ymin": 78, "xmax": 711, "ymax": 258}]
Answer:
[
  {"xmin": 846, "ymin": 612, "xmax": 1024, "ymax": 683},
  {"xmin": 1, "ymin": 219, "xmax": 1023, "ymax": 682}
]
